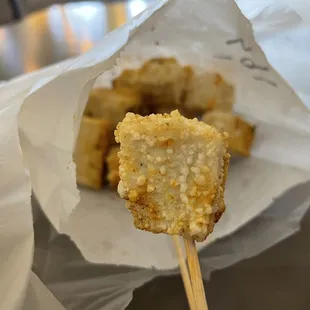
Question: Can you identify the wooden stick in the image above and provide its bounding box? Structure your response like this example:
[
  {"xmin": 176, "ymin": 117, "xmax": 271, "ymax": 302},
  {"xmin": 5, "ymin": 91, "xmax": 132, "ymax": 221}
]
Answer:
[
  {"xmin": 183, "ymin": 236, "xmax": 208, "ymax": 310},
  {"xmin": 172, "ymin": 236, "xmax": 196, "ymax": 310}
]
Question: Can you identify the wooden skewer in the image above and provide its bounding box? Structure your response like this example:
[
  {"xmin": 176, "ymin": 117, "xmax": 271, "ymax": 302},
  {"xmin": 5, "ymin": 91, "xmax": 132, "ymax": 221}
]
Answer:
[
  {"xmin": 183, "ymin": 236, "xmax": 209, "ymax": 310},
  {"xmin": 172, "ymin": 236, "xmax": 196, "ymax": 310}
]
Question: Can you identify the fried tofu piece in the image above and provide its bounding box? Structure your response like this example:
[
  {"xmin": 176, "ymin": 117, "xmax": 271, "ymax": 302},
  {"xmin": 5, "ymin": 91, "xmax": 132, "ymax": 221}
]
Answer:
[
  {"xmin": 113, "ymin": 59, "xmax": 193, "ymax": 109},
  {"xmin": 115, "ymin": 110, "xmax": 230, "ymax": 242},
  {"xmin": 202, "ymin": 111, "xmax": 255, "ymax": 156},
  {"xmin": 184, "ymin": 72, "xmax": 234, "ymax": 113},
  {"xmin": 112, "ymin": 69, "xmax": 140, "ymax": 89},
  {"xmin": 74, "ymin": 117, "xmax": 110, "ymax": 189},
  {"xmin": 138, "ymin": 59, "xmax": 193, "ymax": 108},
  {"xmin": 84, "ymin": 87, "xmax": 142, "ymax": 127},
  {"xmin": 106, "ymin": 146, "xmax": 120, "ymax": 189}
]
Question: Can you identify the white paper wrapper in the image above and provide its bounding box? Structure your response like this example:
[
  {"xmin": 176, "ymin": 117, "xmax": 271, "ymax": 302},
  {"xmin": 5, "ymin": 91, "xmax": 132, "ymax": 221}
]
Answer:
[
  {"xmin": 0, "ymin": 79, "xmax": 34, "ymax": 310},
  {"xmin": 236, "ymin": 0, "xmax": 310, "ymax": 109},
  {"xmin": 33, "ymin": 179, "xmax": 310, "ymax": 309},
  {"xmin": 17, "ymin": 0, "xmax": 310, "ymax": 272},
  {"xmin": 22, "ymin": 272, "xmax": 65, "ymax": 310},
  {"xmin": 0, "ymin": 57, "xmax": 78, "ymax": 310}
]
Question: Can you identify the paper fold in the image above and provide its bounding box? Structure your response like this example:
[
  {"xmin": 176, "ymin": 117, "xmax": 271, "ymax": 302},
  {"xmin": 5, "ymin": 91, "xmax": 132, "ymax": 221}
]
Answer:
[{"xmin": 0, "ymin": 76, "xmax": 34, "ymax": 310}]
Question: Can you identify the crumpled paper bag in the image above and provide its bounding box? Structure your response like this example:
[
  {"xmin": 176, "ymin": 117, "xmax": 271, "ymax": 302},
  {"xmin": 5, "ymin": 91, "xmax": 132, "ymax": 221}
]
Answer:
[{"xmin": 17, "ymin": 0, "xmax": 310, "ymax": 272}]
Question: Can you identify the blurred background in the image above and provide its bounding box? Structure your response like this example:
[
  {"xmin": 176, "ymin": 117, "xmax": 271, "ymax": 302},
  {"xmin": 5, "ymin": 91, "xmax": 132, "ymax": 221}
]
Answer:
[{"xmin": 0, "ymin": 0, "xmax": 155, "ymax": 80}]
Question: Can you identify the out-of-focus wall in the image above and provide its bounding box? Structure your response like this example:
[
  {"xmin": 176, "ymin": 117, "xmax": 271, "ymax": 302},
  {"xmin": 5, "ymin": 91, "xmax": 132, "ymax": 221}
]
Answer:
[
  {"xmin": 0, "ymin": 0, "xmax": 115, "ymax": 24},
  {"xmin": 24, "ymin": 0, "xmax": 82, "ymax": 14},
  {"xmin": 0, "ymin": 0, "xmax": 15, "ymax": 24}
]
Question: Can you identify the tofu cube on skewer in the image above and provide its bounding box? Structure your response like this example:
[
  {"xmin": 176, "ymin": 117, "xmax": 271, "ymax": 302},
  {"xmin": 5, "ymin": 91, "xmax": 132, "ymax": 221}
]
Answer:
[{"xmin": 115, "ymin": 110, "xmax": 230, "ymax": 242}]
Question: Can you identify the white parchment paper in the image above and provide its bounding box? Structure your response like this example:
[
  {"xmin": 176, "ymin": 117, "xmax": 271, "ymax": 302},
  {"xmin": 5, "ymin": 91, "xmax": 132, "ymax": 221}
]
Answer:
[
  {"xmin": 0, "ymin": 79, "xmax": 33, "ymax": 310},
  {"xmin": 22, "ymin": 272, "xmax": 65, "ymax": 310},
  {"xmin": 236, "ymin": 0, "xmax": 310, "ymax": 109},
  {"xmin": 17, "ymin": 0, "xmax": 310, "ymax": 272},
  {"xmin": 0, "ymin": 56, "xmax": 78, "ymax": 310},
  {"xmin": 33, "ymin": 179, "xmax": 310, "ymax": 310}
]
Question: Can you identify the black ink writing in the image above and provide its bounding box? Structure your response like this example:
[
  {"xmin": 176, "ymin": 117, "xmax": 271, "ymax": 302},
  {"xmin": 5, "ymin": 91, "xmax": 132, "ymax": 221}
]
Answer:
[
  {"xmin": 240, "ymin": 57, "xmax": 269, "ymax": 71},
  {"xmin": 226, "ymin": 38, "xmax": 252, "ymax": 52},
  {"xmin": 212, "ymin": 38, "xmax": 277, "ymax": 88},
  {"xmin": 253, "ymin": 76, "xmax": 277, "ymax": 87}
]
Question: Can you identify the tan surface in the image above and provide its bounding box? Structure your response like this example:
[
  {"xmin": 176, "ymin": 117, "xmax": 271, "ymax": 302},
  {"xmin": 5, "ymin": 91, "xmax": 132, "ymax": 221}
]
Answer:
[
  {"xmin": 106, "ymin": 145, "xmax": 120, "ymax": 189},
  {"xmin": 203, "ymin": 111, "xmax": 255, "ymax": 156},
  {"xmin": 85, "ymin": 87, "xmax": 142, "ymax": 127},
  {"xmin": 74, "ymin": 117, "xmax": 111, "ymax": 189},
  {"xmin": 185, "ymin": 72, "xmax": 234, "ymax": 113}
]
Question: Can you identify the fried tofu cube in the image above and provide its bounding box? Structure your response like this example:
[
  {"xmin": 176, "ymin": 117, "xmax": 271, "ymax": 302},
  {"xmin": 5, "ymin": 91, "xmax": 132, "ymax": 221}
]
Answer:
[
  {"xmin": 106, "ymin": 146, "xmax": 120, "ymax": 189},
  {"xmin": 113, "ymin": 59, "xmax": 193, "ymax": 109},
  {"xmin": 112, "ymin": 69, "xmax": 139, "ymax": 89},
  {"xmin": 202, "ymin": 111, "xmax": 255, "ymax": 156},
  {"xmin": 74, "ymin": 116, "xmax": 110, "ymax": 189},
  {"xmin": 185, "ymin": 72, "xmax": 234, "ymax": 113},
  {"xmin": 84, "ymin": 87, "xmax": 142, "ymax": 127},
  {"xmin": 115, "ymin": 110, "xmax": 230, "ymax": 242},
  {"xmin": 138, "ymin": 58, "xmax": 192, "ymax": 107}
]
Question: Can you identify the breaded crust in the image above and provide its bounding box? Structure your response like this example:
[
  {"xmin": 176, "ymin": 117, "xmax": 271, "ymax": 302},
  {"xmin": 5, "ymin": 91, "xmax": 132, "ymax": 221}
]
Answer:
[{"xmin": 115, "ymin": 110, "xmax": 230, "ymax": 241}]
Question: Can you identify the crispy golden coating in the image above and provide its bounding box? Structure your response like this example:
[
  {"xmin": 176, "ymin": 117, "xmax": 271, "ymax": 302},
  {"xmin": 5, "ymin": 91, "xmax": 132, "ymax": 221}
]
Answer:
[
  {"xmin": 184, "ymin": 72, "xmax": 234, "ymax": 113},
  {"xmin": 115, "ymin": 110, "xmax": 230, "ymax": 242},
  {"xmin": 151, "ymin": 105, "xmax": 191, "ymax": 118},
  {"xmin": 106, "ymin": 146, "xmax": 120, "ymax": 189},
  {"xmin": 202, "ymin": 111, "xmax": 255, "ymax": 156},
  {"xmin": 74, "ymin": 116, "xmax": 110, "ymax": 189},
  {"xmin": 84, "ymin": 87, "xmax": 142, "ymax": 127},
  {"xmin": 113, "ymin": 58, "xmax": 193, "ymax": 109}
]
